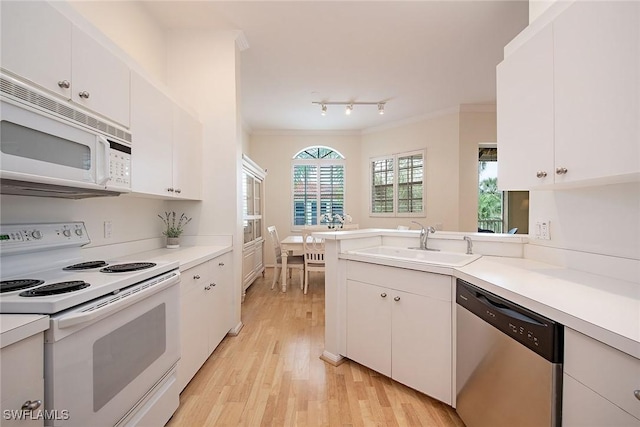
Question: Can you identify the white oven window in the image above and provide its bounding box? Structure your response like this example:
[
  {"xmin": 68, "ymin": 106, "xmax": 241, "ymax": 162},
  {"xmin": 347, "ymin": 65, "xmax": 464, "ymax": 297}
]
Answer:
[{"xmin": 93, "ymin": 303, "xmax": 167, "ymax": 411}]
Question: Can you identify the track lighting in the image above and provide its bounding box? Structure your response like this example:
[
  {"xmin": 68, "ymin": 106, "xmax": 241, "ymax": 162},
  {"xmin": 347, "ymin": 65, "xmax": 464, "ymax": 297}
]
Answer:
[{"xmin": 312, "ymin": 101, "xmax": 387, "ymax": 116}]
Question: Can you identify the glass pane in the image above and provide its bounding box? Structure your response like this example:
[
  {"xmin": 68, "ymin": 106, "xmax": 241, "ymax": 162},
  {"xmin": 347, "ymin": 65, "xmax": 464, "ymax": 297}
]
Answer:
[
  {"xmin": 243, "ymin": 219, "xmax": 254, "ymax": 244},
  {"xmin": 254, "ymin": 218, "xmax": 262, "ymax": 239},
  {"xmin": 254, "ymin": 180, "xmax": 261, "ymax": 215}
]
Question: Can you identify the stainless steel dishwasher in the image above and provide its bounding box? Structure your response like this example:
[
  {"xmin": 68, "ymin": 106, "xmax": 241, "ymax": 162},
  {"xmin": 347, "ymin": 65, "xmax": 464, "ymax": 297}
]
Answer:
[{"xmin": 456, "ymin": 279, "xmax": 563, "ymax": 427}]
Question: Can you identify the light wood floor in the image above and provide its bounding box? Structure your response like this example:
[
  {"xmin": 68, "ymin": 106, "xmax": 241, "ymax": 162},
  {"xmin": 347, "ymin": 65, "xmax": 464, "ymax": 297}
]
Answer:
[{"xmin": 167, "ymin": 269, "xmax": 465, "ymax": 426}]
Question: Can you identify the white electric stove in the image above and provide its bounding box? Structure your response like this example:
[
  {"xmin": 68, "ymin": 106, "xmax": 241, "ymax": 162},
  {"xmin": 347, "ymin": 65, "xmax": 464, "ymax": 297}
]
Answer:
[{"xmin": 0, "ymin": 222, "xmax": 181, "ymax": 427}]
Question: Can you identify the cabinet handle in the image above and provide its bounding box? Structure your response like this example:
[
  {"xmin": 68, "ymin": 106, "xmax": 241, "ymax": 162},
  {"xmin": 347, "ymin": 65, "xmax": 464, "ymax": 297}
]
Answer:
[
  {"xmin": 78, "ymin": 90, "xmax": 90, "ymax": 99},
  {"xmin": 634, "ymin": 390, "xmax": 640, "ymax": 401},
  {"xmin": 210, "ymin": 282, "xmax": 216, "ymax": 287},
  {"xmin": 394, "ymin": 296, "xmax": 400, "ymax": 302},
  {"xmin": 219, "ymin": 262, "xmax": 225, "ymax": 266},
  {"xmin": 167, "ymin": 188, "xmax": 174, "ymax": 192},
  {"xmin": 193, "ymin": 275, "xmax": 201, "ymax": 280},
  {"xmin": 21, "ymin": 400, "xmax": 42, "ymax": 411},
  {"xmin": 380, "ymin": 293, "xmax": 387, "ymax": 298},
  {"xmin": 555, "ymin": 167, "xmax": 568, "ymax": 175},
  {"xmin": 174, "ymin": 188, "xmax": 181, "ymax": 194},
  {"xmin": 204, "ymin": 285, "xmax": 211, "ymax": 290},
  {"xmin": 57, "ymin": 80, "xmax": 70, "ymax": 89},
  {"xmin": 536, "ymin": 171, "xmax": 547, "ymax": 178}
]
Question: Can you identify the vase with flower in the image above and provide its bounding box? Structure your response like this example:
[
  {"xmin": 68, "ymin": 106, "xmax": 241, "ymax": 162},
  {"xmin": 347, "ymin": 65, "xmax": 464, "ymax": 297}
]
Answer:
[
  {"xmin": 319, "ymin": 213, "xmax": 352, "ymax": 229},
  {"xmin": 158, "ymin": 211, "xmax": 192, "ymax": 248}
]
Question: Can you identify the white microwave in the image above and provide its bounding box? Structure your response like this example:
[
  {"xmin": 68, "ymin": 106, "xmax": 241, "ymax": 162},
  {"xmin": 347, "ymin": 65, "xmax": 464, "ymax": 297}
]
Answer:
[{"xmin": 0, "ymin": 74, "xmax": 132, "ymax": 198}]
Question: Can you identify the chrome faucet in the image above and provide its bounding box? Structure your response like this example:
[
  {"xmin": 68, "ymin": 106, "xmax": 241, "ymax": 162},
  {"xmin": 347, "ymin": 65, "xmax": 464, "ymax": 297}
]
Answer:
[
  {"xmin": 463, "ymin": 236, "xmax": 473, "ymax": 255},
  {"xmin": 411, "ymin": 221, "xmax": 435, "ymax": 250}
]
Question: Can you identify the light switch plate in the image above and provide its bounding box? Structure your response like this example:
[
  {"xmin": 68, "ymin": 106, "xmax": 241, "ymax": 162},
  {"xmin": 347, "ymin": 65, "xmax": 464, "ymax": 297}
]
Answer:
[
  {"xmin": 535, "ymin": 220, "xmax": 551, "ymax": 240},
  {"xmin": 104, "ymin": 221, "xmax": 113, "ymax": 238}
]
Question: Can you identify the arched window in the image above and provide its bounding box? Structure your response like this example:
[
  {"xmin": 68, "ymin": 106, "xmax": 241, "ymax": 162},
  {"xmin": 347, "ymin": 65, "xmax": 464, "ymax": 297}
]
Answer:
[{"xmin": 292, "ymin": 146, "xmax": 345, "ymax": 226}]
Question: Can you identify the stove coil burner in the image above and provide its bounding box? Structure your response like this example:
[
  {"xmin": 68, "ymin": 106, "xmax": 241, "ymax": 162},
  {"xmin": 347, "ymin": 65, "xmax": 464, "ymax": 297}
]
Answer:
[
  {"xmin": 0, "ymin": 279, "xmax": 45, "ymax": 293},
  {"xmin": 19, "ymin": 281, "xmax": 90, "ymax": 297},
  {"xmin": 63, "ymin": 260, "xmax": 108, "ymax": 271},
  {"xmin": 100, "ymin": 262, "xmax": 157, "ymax": 273}
]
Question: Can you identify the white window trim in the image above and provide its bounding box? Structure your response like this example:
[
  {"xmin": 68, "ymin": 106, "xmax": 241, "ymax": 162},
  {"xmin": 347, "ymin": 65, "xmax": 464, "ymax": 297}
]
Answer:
[{"xmin": 369, "ymin": 149, "xmax": 426, "ymax": 218}]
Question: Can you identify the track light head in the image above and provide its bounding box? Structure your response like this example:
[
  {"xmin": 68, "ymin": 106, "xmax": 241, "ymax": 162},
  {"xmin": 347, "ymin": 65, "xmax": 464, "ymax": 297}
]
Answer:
[
  {"xmin": 321, "ymin": 104, "xmax": 327, "ymax": 116},
  {"xmin": 345, "ymin": 104, "xmax": 353, "ymax": 115},
  {"xmin": 378, "ymin": 103, "xmax": 385, "ymax": 115}
]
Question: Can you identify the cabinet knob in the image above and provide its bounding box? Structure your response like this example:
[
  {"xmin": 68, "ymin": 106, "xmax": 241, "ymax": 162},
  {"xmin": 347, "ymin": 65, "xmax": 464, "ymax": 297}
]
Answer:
[
  {"xmin": 167, "ymin": 188, "xmax": 174, "ymax": 192},
  {"xmin": 193, "ymin": 275, "xmax": 201, "ymax": 280},
  {"xmin": 219, "ymin": 262, "xmax": 225, "ymax": 266},
  {"xmin": 536, "ymin": 171, "xmax": 548, "ymax": 178},
  {"xmin": 555, "ymin": 167, "xmax": 568, "ymax": 175},
  {"xmin": 634, "ymin": 390, "xmax": 640, "ymax": 401},
  {"xmin": 210, "ymin": 282, "xmax": 216, "ymax": 287},
  {"xmin": 78, "ymin": 90, "xmax": 90, "ymax": 99},
  {"xmin": 380, "ymin": 293, "xmax": 387, "ymax": 298},
  {"xmin": 174, "ymin": 188, "xmax": 181, "ymax": 194},
  {"xmin": 204, "ymin": 285, "xmax": 211, "ymax": 290},
  {"xmin": 21, "ymin": 400, "xmax": 42, "ymax": 411},
  {"xmin": 57, "ymin": 80, "xmax": 70, "ymax": 89},
  {"xmin": 394, "ymin": 296, "xmax": 401, "ymax": 302}
]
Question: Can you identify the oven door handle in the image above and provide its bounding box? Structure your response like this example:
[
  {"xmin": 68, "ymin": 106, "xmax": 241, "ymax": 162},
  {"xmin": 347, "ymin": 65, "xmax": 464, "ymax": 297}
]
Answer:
[{"xmin": 57, "ymin": 272, "xmax": 180, "ymax": 329}]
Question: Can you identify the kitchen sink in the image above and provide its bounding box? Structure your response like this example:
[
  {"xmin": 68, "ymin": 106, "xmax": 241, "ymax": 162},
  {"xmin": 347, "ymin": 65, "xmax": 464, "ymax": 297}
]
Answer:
[{"xmin": 347, "ymin": 246, "xmax": 481, "ymax": 267}]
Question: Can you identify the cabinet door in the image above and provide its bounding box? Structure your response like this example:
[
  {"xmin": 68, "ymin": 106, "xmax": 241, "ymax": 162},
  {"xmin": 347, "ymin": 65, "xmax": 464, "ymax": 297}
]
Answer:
[
  {"xmin": 553, "ymin": 1, "xmax": 640, "ymax": 183},
  {"xmin": 172, "ymin": 105, "xmax": 203, "ymax": 200},
  {"xmin": 71, "ymin": 26, "xmax": 130, "ymax": 127},
  {"xmin": 207, "ymin": 253, "xmax": 233, "ymax": 354},
  {"xmin": 346, "ymin": 280, "xmax": 392, "ymax": 376},
  {"xmin": 391, "ymin": 289, "xmax": 452, "ymax": 405},
  {"xmin": 130, "ymin": 72, "xmax": 173, "ymax": 196},
  {"xmin": 497, "ymin": 24, "xmax": 555, "ymax": 190},
  {"xmin": 563, "ymin": 374, "xmax": 640, "ymax": 427},
  {"xmin": 1, "ymin": 1, "xmax": 72, "ymax": 99},
  {"xmin": 177, "ymin": 263, "xmax": 210, "ymax": 392}
]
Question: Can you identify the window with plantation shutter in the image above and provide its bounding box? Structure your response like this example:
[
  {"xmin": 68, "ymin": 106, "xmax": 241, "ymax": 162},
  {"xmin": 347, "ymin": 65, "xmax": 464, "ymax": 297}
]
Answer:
[
  {"xmin": 292, "ymin": 147, "xmax": 345, "ymax": 226},
  {"xmin": 370, "ymin": 149, "xmax": 425, "ymax": 217}
]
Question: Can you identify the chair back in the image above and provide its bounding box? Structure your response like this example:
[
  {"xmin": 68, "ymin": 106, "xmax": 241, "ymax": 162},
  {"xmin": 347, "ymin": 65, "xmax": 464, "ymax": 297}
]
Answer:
[
  {"xmin": 302, "ymin": 231, "xmax": 325, "ymax": 266},
  {"xmin": 267, "ymin": 226, "xmax": 283, "ymax": 263}
]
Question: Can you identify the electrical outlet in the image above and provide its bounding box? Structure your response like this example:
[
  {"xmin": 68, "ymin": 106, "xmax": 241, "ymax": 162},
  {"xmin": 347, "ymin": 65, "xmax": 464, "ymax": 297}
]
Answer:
[
  {"xmin": 535, "ymin": 220, "xmax": 551, "ymax": 240},
  {"xmin": 104, "ymin": 221, "xmax": 113, "ymax": 238}
]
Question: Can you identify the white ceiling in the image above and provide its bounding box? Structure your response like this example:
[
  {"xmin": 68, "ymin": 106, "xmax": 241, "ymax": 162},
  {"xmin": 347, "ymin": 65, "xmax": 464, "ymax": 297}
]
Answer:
[{"xmin": 141, "ymin": 1, "xmax": 529, "ymax": 132}]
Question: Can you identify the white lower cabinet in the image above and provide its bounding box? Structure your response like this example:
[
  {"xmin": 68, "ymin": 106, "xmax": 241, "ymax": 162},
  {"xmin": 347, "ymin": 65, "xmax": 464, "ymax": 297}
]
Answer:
[
  {"xmin": 177, "ymin": 252, "xmax": 233, "ymax": 392},
  {"xmin": 562, "ymin": 328, "xmax": 640, "ymax": 426},
  {"xmin": 0, "ymin": 333, "xmax": 44, "ymax": 427},
  {"xmin": 345, "ymin": 262, "xmax": 452, "ymax": 404}
]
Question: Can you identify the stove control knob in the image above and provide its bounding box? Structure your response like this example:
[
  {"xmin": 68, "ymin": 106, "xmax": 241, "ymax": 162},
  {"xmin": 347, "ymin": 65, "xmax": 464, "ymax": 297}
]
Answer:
[
  {"xmin": 63, "ymin": 229, "xmax": 71, "ymax": 237},
  {"xmin": 75, "ymin": 228, "xmax": 83, "ymax": 237},
  {"xmin": 31, "ymin": 230, "xmax": 42, "ymax": 240}
]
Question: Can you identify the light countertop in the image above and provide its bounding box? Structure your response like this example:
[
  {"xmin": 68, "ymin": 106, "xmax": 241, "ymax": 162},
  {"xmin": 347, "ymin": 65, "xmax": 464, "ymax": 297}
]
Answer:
[
  {"xmin": 128, "ymin": 245, "xmax": 232, "ymax": 271},
  {"xmin": 0, "ymin": 314, "xmax": 49, "ymax": 348}
]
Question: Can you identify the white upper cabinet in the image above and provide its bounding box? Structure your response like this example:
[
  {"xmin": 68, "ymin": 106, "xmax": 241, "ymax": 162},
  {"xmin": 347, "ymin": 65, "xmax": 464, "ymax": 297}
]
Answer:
[
  {"xmin": 172, "ymin": 105, "xmax": 203, "ymax": 200},
  {"xmin": 130, "ymin": 72, "xmax": 202, "ymax": 200},
  {"xmin": 130, "ymin": 72, "xmax": 173, "ymax": 197},
  {"xmin": 497, "ymin": 24, "xmax": 555, "ymax": 189},
  {"xmin": 71, "ymin": 26, "xmax": 130, "ymax": 127},
  {"xmin": 1, "ymin": 1, "xmax": 72, "ymax": 99},
  {"xmin": 498, "ymin": 1, "xmax": 639, "ymax": 190},
  {"xmin": 1, "ymin": 1, "xmax": 131, "ymax": 128}
]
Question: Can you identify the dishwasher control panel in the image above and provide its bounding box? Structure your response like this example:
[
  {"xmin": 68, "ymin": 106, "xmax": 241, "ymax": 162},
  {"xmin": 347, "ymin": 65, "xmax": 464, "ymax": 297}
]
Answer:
[{"xmin": 456, "ymin": 279, "xmax": 563, "ymax": 363}]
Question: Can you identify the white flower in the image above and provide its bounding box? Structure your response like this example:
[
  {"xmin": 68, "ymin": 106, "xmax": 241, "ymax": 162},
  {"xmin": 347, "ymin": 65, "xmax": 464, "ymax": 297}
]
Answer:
[{"xmin": 344, "ymin": 214, "xmax": 353, "ymax": 223}]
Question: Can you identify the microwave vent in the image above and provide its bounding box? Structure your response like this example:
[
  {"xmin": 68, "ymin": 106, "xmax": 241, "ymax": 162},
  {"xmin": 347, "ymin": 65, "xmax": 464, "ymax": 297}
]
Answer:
[{"xmin": 0, "ymin": 76, "xmax": 132, "ymax": 143}]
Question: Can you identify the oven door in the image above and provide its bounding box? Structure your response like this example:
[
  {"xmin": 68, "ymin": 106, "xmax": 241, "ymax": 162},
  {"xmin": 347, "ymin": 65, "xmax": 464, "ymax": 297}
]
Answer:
[
  {"xmin": 44, "ymin": 272, "xmax": 180, "ymax": 427},
  {"xmin": 0, "ymin": 98, "xmax": 110, "ymax": 191}
]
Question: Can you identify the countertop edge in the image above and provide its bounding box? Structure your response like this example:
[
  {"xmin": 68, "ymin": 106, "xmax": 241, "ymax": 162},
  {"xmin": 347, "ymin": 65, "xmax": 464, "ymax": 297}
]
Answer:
[{"xmin": 0, "ymin": 314, "xmax": 49, "ymax": 349}]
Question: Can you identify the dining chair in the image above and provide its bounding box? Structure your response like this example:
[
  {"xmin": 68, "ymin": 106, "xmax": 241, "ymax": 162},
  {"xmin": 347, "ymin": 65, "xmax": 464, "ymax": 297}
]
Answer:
[
  {"xmin": 302, "ymin": 231, "xmax": 326, "ymax": 295},
  {"xmin": 267, "ymin": 226, "xmax": 304, "ymax": 290}
]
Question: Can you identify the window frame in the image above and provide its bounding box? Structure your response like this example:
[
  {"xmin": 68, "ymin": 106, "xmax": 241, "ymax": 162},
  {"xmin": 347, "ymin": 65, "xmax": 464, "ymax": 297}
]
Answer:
[
  {"xmin": 291, "ymin": 147, "xmax": 346, "ymax": 229},
  {"xmin": 369, "ymin": 149, "xmax": 426, "ymax": 218}
]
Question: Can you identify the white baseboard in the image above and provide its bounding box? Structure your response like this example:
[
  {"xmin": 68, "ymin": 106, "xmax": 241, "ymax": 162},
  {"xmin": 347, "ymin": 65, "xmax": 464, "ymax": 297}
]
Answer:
[
  {"xmin": 320, "ymin": 350, "xmax": 346, "ymax": 366},
  {"xmin": 227, "ymin": 321, "xmax": 244, "ymax": 336}
]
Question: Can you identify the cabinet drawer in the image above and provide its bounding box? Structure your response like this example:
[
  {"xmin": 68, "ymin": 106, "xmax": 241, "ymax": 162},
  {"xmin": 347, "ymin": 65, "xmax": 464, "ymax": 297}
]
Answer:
[
  {"xmin": 564, "ymin": 328, "xmax": 640, "ymax": 420},
  {"xmin": 346, "ymin": 261, "xmax": 451, "ymax": 301},
  {"xmin": 180, "ymin": 261, "xmax": 211, "ymax": 296}
]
